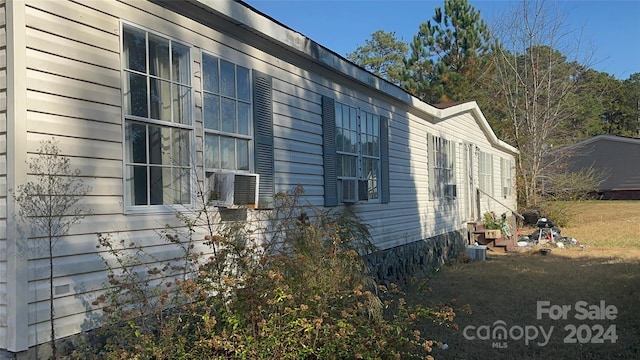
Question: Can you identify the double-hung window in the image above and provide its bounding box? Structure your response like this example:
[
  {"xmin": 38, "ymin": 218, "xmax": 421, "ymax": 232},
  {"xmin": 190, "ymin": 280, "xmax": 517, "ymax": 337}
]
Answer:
[
  {"xmin": 202, "ymin": 54, "xmax": 252, "ymax": 173},
  {"xmin": 322, "ymin": 96, "xmax": 389, "ymax": 206},
  {"xmin": 122, "ymin": 24, "xmax": 192, "ymax": 207},
  {"xmin": 335, "ymin": 102, "xmax": 380, "ymax": 202},
  {"xmin": 478, "ymin": 150, "xmax": 493, "ymax": 195},
  {"xmin": 428, "ymin": 134, "xmax": 456, "ymax": 199},
  {"xmin": 501, "ymin": 157, "xmax": 513, "ymax": 197}
]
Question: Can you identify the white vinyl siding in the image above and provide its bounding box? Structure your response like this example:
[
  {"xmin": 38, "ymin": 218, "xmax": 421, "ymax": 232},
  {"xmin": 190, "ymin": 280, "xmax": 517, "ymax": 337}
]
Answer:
[
  {"xmin": 0, "ymin": 0, "xmax": 7, "ymax": 348},
  {"xmin": 0, "ymin": 0, "xmax": 519, "ymax": 351}
]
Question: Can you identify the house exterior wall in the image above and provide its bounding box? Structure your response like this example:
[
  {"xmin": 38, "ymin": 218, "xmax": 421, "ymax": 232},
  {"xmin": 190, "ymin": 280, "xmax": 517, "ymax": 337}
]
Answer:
[
  {"xmin": 0, "ymin": 0, "xmax": 7, "ymax": 350},
  {"xmin": 2, "ymin": 0, "xmax": 518, "ymax": 351}
]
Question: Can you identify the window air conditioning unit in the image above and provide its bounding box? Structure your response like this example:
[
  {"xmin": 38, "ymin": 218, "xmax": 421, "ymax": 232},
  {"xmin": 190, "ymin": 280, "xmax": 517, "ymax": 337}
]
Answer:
[
  {"xmin": 444, "ymin": 184, "xmax": 457, "ymax": 198},
  {"xmin": 503, "ymin": 187, "xmax": 510, "ymax": 197},
  {"xmin": 341, "ymin": 178, "xmax": 358, "ymax": 203},
  {"xmin": 207, "ymin": 172, "xmax": 259, "ymax": 208}
]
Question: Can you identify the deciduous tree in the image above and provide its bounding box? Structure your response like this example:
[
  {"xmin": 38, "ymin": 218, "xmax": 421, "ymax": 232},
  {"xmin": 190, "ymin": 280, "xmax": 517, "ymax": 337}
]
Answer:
[
  {"xmin": 490, "ymin": 0, "xmax": 591, "ymax": 206},
  {"xmin": 13, "ymin": 139, "xmax": 91, "ymax": 358}
]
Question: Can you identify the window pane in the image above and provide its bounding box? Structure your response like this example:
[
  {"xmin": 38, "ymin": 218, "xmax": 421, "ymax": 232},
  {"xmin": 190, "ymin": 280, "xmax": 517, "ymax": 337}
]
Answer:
[
  {"xmin": 372, "ymin": 135, "xmax": 378, "ymax": 155},
  {"xmin": 349, "ymin": 107, "xmax": 357, "ymax": 131},
  {"xmin": 335, "ymin": 104, "xmax": 343, "ymax": 129},
  {"xmin": 149, "ymin": 166, "xmax": 164, "ymax": 205},
  {"xmin": 123, "ymin": 26, "xmax": 146, "ymax": 73},
  {"xmin": 124, "ymin": 72, "xmax": 148, "ymax": 117},
  {"xmin": 220, "ymin": 60, "xmax": 236, "ymax": 98},
  {"xmin": 221, "ymin": 98, "xmax": 235, "ymax": 133},
  {"xmin": 148, "ymin": 125, "xmax": 171, "ymax": 165},
  {"xmin": 220, "ymin": 136, "xmax": 235, "ymax": 170},
  {"xmin": 205, "ymin": 134, "xmax": 219, "ymax": 169},
  {"xmin": 150, "ymin": 78, "xmax": 171, "ymax": 121},
  {"xmin": 202, "ymin": 55, "xmax": 219, "ymax": 93},
  {"xmin": 126, "ymin": 122, "xmax": 147, "ymax": 163},
  {"xmin": 126, "ymin": 165, "xmax": 148, "ymax": 206},
  {"xmin": 237, "ymin": 66, "xmax": 250, "ymax": 101},
  {"xmin": 172, "ymin": 42, "xmax": 190, "ymax": 84},
  {"xmin": 336, "ymin": 128, "xmax": 344, "ymax": 152},
  {"xmin": 173, "ymin": 128, "xmax": 190, "ymax": 166},
  {"xmin": 148, "ymin": 33, "xmax": 170, "ymax": 79},
  {"xmin": 338, "ymin": 154, "xmax": 356, "ymax": 177},
  {"xmin": 350, "ymin": 131, "xmax": 357, "ymax": 153},
  {"xmin": 342, "ymin": 106, "xmax": 350, "ymax": 129},
  {"xmin": 203, "ymin": 93, "xmax": 220, "ymax": 130},
  {"xmin": 373, "ymin": 117, "xmax": 379, "ymax": 136},
  {"xmin": 178, "ymin": 168, "xmax": 191, "ymax": 204},
  {"xmin": 238, "ymin": 102, "xmax": 250, "ymax": 135},
  {"xmin": 173, "ymin": 84, "xmax": 191, "ymax": 125},
  {"xmin": 237, "ymin": 139, "xmax": 249, "ymax": 171}
]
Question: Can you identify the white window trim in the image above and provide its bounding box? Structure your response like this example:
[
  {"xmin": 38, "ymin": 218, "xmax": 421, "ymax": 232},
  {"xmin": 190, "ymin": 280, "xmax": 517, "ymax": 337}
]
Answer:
[
  {"xmin": 334, "ymin": 102, "xmax": 382, "ymax": 203},
  {"xmin": 429, "ymin": 134, "xmax": 456, "ymax": 200},
  {"xmin": 120, "ymin": 21, "xmax": 196, "ymax": 214},
  {"xmin": 201, "ymin": 50, "xmax": 255, "ymax": 176}
]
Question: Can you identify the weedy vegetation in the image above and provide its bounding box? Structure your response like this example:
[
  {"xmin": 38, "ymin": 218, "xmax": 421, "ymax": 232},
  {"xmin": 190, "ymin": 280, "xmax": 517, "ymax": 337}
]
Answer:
[{"xmin": 70, "ymin": 186, "xmax": 458, "ymax": 360}]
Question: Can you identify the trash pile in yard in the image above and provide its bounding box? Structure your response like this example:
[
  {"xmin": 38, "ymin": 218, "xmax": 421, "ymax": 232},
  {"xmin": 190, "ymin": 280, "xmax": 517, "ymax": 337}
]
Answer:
[{"xmin": 516, "ymin": 217, "xmax": 584, "ymax": 249}]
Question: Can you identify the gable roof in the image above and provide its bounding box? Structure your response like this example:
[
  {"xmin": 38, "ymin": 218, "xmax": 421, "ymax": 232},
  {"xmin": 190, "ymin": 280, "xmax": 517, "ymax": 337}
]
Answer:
[
  {"xmin": 170, "ymin": 0, "xmax": 518, "ymax": 155},
  {"xmin": 551, "ymin": 134, "xmax": 640, "ymax": 154}
]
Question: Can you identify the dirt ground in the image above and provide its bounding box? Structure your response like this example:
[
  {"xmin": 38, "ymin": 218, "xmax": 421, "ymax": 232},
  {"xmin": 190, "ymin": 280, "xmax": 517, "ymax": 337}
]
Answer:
[{"xmin": 408, "ymin": 247, "xmax": 640, "ymax": 359}]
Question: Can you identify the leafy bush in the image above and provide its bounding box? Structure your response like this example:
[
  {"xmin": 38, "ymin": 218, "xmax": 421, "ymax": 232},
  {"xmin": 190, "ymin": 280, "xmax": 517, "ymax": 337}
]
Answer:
[
  {"xmin": 71, "ymin": 186, "xmax": 451, "ymax": 359},
  {"xmin": 539, "ymin": 201, "xmax": 575, "ymax": 227}
]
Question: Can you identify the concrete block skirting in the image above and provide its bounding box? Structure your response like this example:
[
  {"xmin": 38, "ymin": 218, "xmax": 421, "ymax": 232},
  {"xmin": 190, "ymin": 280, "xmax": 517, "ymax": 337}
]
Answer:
[{"xmin": 367, "ymin": 230, "xmax": 466, "ymax": 287}]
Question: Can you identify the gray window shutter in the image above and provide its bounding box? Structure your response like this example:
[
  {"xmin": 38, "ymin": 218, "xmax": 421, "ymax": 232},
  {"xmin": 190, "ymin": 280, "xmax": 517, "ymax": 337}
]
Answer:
[
  {"xmin": 322, "ymin": 96, "xmax": 338, "ymax": 206},
  {"xmin": 427, "ymin": 133, "xmax": 436, "ymax": 200},
  {"xmin": 253, "ymin": 70, "xmax": 274, "ymax": 209},
  {"xmin": 380, "ymin": 116, "xmax": 390, "ymax": 204}
]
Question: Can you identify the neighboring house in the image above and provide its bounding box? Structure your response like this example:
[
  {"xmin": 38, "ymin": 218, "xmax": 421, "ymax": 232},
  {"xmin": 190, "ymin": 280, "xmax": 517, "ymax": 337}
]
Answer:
[
  {"xmin": 551, "ymin": 135, "xmax": 640, "ymax": 199},
  {"xmin": 0, "ymin": 0, "xmax": 518, "ymax": 354}
]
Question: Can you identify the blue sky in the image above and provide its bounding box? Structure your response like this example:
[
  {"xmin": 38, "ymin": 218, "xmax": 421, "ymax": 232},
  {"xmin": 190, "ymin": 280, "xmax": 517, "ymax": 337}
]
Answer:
[{"xmin": 245, "ymin": 0, "xmax": 640, "ymax": 80}]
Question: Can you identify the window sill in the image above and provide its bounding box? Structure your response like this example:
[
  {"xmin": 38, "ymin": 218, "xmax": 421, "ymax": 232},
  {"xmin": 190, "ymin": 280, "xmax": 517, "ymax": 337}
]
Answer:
[{"xmin": 124, "ymin": 204, "xmax": 194, "ymax": 216}]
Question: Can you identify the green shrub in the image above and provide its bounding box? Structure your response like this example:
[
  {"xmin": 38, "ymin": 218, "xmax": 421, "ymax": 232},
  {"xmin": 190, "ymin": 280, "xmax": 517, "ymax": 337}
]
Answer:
[
  {"xmin": 539, "ymin": 201, "xmax": 575, "ymax": 227},
  {"xmin": 71, "ymin": 186, "xmax": 451, "ymax": 359}
]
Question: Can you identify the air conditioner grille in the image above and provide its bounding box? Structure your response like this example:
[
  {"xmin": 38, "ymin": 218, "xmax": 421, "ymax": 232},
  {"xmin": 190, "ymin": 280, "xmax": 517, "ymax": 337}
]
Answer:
[{"xmin": 234, "ymin": 174, "xmax": 258, "ymax": 205}]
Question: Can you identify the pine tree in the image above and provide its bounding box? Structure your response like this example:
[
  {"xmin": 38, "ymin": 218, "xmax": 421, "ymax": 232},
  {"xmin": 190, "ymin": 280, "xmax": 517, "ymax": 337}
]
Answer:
[{"xmin": 402, "ymin": 0, "xmax": 490, "ymax": 104}]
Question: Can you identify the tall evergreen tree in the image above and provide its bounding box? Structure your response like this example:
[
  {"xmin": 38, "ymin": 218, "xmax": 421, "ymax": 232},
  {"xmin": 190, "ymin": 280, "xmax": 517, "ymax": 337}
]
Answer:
[
  {"xmin": 402, "ymin": 0, "xmax": 490, "ymax": 104},
  {"xmin": 347, "ymin": 30, "xmax": 408, "ymax": 86}
]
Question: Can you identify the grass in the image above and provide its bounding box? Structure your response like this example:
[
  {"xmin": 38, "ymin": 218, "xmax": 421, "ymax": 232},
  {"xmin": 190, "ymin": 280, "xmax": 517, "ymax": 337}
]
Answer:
[
  {"xmin": 561, "ymin": 200, "xmax": 640, "ymax": 248},
  {"xmin": 406, "ymin": 201, "xmax": 640, "ymax": 359}
]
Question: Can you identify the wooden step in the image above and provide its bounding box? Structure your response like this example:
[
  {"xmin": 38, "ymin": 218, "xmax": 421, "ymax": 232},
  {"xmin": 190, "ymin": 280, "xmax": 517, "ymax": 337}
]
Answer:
[{"xmin": 493, "ymin": 237, "xmax": 513, "ymax": 247}]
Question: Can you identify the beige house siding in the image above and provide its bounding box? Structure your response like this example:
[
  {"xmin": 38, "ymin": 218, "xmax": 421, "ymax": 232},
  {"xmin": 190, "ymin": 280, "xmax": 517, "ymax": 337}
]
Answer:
[
  {"xmin": 0, "ymin": 0, "xmax": 518, "ymax": 351},
  {"xmin": 0, "ymin": 0, "xmax": 7, "ymax": 349}
]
